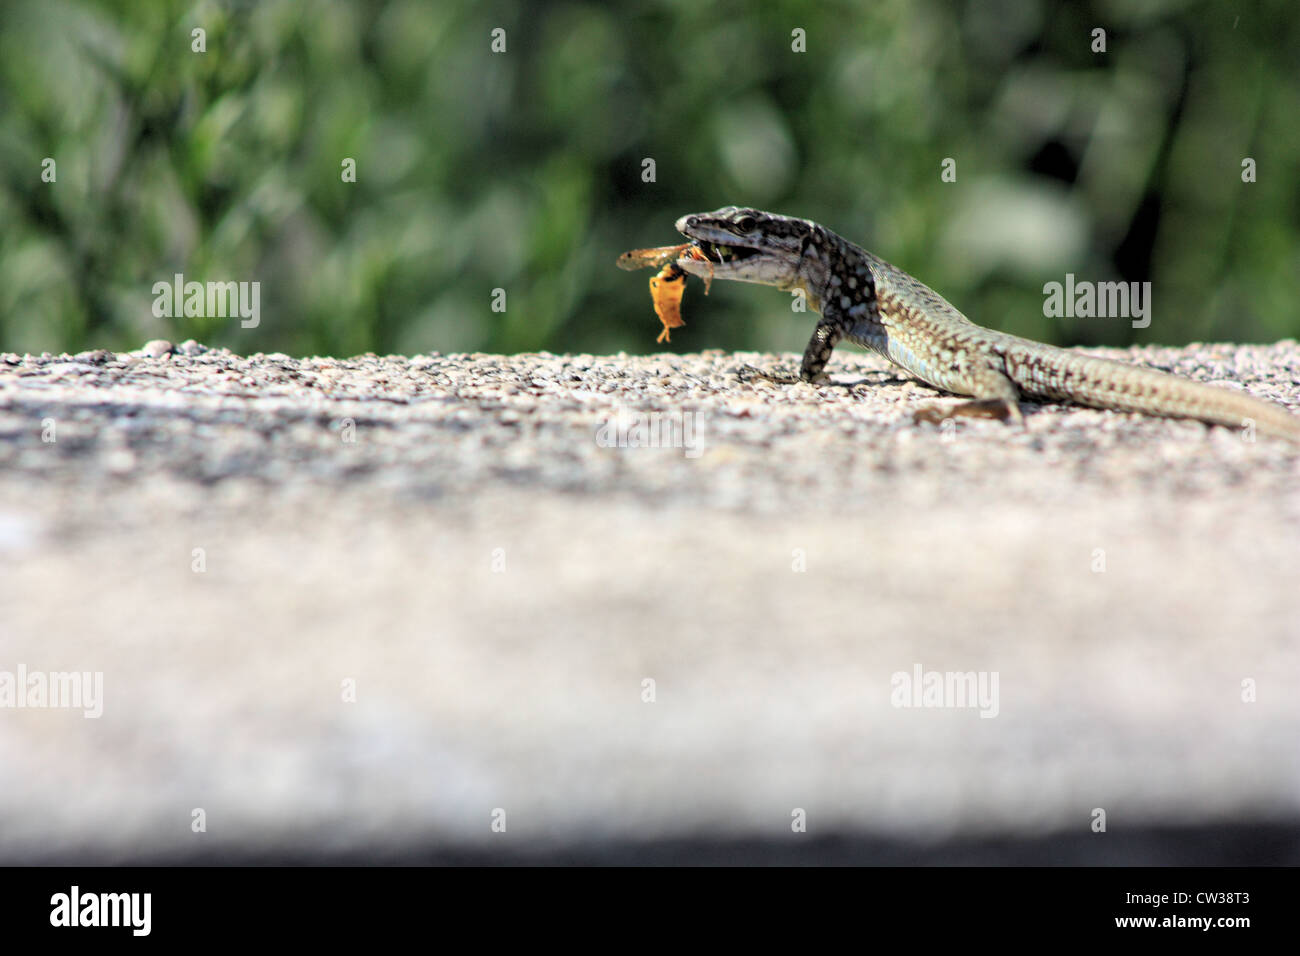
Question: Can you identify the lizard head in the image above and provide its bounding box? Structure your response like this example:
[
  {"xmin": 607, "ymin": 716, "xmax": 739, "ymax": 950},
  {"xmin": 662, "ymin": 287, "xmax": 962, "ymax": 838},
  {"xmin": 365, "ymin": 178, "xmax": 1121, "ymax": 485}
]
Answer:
[{"xmin": 674, "ymin": 207, "xmax": 815, "ymax": 291}]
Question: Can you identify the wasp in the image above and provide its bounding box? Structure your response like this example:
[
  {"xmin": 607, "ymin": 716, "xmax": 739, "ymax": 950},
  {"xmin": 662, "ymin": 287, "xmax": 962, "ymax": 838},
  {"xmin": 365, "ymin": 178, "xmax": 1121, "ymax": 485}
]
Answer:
[{"xmin": 617, "ymin": 243, "xmax": 716, "ymax": 343}]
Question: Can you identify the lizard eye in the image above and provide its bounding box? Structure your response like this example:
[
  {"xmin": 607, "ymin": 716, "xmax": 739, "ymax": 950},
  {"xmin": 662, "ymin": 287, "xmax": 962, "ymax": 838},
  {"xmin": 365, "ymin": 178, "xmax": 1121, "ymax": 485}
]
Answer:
[{"xmin": 735, "ymin": 216, "xmax": 757, "ymax": 232}]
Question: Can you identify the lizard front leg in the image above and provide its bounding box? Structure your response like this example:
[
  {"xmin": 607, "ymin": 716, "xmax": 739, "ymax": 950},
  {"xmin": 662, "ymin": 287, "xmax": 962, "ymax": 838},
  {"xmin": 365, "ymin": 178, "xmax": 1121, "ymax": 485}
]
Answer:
[{"xmin": 745, "ymin": 315, "xmax": 847, "ymax": 386}]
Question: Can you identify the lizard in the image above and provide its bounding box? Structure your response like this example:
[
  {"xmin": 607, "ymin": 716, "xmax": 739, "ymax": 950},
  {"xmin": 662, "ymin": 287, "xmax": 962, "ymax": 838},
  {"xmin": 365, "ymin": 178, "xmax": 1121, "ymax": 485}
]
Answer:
[{"xmin": 652, "ymin": 206, "xmax": 1300, "ymax": 440}]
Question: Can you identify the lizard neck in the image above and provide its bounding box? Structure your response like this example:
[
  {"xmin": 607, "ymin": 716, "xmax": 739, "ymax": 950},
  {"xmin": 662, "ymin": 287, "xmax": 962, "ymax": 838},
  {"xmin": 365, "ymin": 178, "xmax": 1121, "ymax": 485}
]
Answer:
[
  {"xmin": 786, "ymin": 223, "xmax": 860, "ymax": 315},
  {"xmin": 802, "ymin": 225, "xmax": 882, "ymax": 326}
]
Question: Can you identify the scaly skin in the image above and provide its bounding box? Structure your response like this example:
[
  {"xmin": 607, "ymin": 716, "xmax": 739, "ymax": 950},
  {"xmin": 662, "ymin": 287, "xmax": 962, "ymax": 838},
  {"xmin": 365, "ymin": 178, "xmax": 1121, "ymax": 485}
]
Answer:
[{"xmin": 668, "ymin": 206, "xmax": 1300, "ymax": 439}]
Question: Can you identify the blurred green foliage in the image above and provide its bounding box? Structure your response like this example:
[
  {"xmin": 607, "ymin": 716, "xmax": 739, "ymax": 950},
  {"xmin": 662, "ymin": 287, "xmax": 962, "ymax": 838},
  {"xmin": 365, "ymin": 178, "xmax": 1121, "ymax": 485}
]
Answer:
[{"xmin": 1, "ymin": 0, "xmax": 1297, "ymax": 356}]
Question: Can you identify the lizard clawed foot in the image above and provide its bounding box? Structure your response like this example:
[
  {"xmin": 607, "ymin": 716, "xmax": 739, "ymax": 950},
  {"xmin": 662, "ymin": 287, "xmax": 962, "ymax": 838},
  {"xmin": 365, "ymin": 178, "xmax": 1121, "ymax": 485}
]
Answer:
[
  {"xmin": 913, "ymin": 399, "xmax": 1025, "ymax": 426},
  {"xmin": 740, "ymin": 365, "xmax": 828, "ymax": 386}
]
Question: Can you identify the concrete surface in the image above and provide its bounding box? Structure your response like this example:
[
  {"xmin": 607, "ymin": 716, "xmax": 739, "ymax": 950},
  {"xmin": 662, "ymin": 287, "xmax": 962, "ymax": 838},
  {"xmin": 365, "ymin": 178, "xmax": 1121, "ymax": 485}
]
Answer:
[{"xmin": 1, "ymin": 339, "xmax": 1298, "ymax": 864}]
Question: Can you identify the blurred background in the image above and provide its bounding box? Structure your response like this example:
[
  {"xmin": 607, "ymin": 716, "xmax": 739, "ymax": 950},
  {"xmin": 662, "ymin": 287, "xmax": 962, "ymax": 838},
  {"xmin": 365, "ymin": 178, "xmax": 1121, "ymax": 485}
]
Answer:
[{"xmin": 1, "ymin": 0, "xmax": 1297, "ymax": 357}]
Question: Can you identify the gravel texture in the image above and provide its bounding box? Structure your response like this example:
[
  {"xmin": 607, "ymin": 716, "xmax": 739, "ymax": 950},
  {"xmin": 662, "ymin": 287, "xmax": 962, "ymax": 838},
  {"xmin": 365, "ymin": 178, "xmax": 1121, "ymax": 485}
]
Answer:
[{"xmin": 1, "ymin": 339, "xmax": 1299, "ymax": 863}]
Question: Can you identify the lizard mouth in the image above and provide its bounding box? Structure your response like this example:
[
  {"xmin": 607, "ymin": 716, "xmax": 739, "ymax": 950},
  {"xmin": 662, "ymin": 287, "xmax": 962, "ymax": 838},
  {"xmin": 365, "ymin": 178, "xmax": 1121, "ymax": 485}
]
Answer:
[{"xmin": 692, "ymin": 240, "xmax": 761, "ymax": 265}]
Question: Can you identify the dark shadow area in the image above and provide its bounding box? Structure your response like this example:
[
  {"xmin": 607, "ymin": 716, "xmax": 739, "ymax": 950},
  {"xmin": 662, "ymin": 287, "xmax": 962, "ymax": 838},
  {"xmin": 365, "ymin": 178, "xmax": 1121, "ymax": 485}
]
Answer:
[{"xmin": 16, "ymin": 822, "xmax": 1300, "ymax": 867}]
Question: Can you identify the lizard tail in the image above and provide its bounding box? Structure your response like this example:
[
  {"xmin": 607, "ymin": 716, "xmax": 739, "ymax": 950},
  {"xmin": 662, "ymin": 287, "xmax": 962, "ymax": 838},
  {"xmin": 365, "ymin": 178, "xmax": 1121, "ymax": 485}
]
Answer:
[{"xmin": 1006, "ymin": 348, "xmax": 1300, "ymax": 440}]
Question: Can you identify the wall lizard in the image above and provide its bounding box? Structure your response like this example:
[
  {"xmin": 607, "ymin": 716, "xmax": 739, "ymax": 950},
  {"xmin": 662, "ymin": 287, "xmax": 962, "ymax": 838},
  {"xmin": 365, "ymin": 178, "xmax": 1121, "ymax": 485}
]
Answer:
[{"xmin": 655, "ymin": 206, "xmax": 1300, "ymax": 439}]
